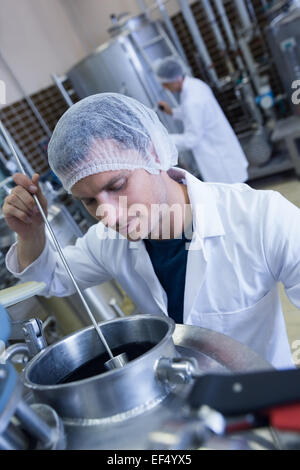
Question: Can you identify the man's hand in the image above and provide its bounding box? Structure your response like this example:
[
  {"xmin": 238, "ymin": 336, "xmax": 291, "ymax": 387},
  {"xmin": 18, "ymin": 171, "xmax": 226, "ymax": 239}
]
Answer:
[
  {"xmin": 158, "ymin": 101, "xmax": 173, "ymax": 115},
  {"xmin": 2, "ymin": 173, "xmax": 47, "ymax": 270},
  {"xmin": 3, "ymin": 173, "xmax": 47, "ymax": 240}
]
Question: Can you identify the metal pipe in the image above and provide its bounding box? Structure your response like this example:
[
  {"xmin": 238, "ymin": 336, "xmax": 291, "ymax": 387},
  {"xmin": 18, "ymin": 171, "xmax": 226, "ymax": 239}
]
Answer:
[
  {"xmin": 155, "ymin": 0, "xmax": 189, "ymax": 64},
  {"xmin": 213, "ymin": 0, "xmax": 246, "ymax": 72},
  {"xmin": 0, "ymin": 432, "xmax": 17, "ymax": 450},
  {"xmin": 15, "ymin": 401, "xmax": 54, "ymax": 446},
  {"xmin": 1, "ymin": 423, "xmax": 28, "ymax": 450},
  {"xmin": 213, "ymin": 0, "xmax": 236, "ymax": 50},
  {"xmin": 51, "ymin": 74, "xmax": 73, "ymax": 108},
  {"xmin": 0, "ymin": 119, "xmax": 116, "ymax": 362},
  {"xmin": 201, "ymin": 0, "xmax": 226, "ymax": 52},
  {"xmin": 233, "ymin": 0, "xmax": 252, "ymax": 32},
  {"xmin": 3, "ymin": 343, "xmax": 29, "ymax": 363},
  {"xmin": 238, "ymin": 36, "xmax": 261, "ymax": 94},
  {"xmin": 200, "ymin": 0, "xmax": 235, "ymax": 75},
  {"xmin": 177, "ymin": 0, "xmax": 219, "ymax": 86}
]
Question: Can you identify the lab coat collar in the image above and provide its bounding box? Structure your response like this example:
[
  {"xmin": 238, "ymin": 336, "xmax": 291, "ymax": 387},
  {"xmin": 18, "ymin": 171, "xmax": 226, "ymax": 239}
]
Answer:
[
  {"xmin": 169, "ymin": 168, "xmax": 226, "ymax": 240},
  {"xmin": 128, "ymin": 168, "xmax": 225, "ymax": 250}
]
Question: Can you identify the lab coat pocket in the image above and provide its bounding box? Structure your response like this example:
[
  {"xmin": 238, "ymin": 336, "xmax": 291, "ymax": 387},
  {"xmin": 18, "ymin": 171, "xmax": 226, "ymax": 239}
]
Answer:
[{"xmin": 186, "ymin": 287, "xmax": 292, "ymax": 368}]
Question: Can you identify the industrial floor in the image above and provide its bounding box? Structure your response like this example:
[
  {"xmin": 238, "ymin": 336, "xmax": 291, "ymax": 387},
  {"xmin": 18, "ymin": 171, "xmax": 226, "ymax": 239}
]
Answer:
[{"xmin": 250, "ymin": 171, "xmax": 300, "ymax": 366}]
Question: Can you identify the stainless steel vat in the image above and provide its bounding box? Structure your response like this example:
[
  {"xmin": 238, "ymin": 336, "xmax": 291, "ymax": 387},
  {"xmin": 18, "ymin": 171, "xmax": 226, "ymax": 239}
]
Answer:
[
  {"xmin": 24, "ymin": 315, "xmax": 177, "ymax": 420},
  {"xmin": 23, "ymin": 315, "xmax": 272, "ymax": 449}
]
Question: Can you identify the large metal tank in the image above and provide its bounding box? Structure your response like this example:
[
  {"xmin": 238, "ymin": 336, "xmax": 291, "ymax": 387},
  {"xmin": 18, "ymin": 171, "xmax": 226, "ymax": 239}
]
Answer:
[
  {"xmin": 266, "ymin": 0, "xmax": 300, "ymax": 115},
  {"xmin": 22, "ymin": 315, "xmax": 272, "ymax": 450}
]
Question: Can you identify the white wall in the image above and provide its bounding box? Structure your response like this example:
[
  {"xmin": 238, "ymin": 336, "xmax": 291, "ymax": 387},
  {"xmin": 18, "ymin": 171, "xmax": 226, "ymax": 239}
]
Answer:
[
  {"xmin": 0, "ymin": 0, "xmax": 183, "ymax": 105},
  {"xmin": 0, "ymin": 0, "xmax": 88, "ymax": 104}
]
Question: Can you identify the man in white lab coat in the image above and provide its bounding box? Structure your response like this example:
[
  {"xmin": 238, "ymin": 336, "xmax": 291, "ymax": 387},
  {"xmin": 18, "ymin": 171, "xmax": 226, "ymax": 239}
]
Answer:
[
  {"xmin": 3, "ymin": 93, "xmax": 300, "ymax": 370},
  {"xmin": 156, "ymin": 58, "xmax": 249, "ymax": 183}
]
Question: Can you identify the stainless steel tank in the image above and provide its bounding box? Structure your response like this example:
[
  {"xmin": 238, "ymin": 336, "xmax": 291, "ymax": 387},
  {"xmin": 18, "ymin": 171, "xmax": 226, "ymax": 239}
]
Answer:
[
  {"xmin": 67, "ymin": 14, "xmax": 179, "ymax": 130},
  {"xmin": 23, "ymin": 315, "xmax": 272, "ymax": 449}
]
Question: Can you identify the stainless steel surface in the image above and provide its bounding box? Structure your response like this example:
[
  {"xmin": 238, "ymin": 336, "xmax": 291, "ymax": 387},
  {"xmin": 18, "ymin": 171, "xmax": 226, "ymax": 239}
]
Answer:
[
  {"xmin": 105, "ymin": 352, "xmax": 129, "ymax": 370},
  {"xmin": 155, "ymin": 0, "xmax": 189, "ymax": 64},
  {"xmin": 20, "ymin": 319, "xmax": 47, "ymax": 358},
  {"xmin": 155, "ymin": 356, "xmax": 199, "ymax": 385},
  {"xmin": 148, "ymin": 405, "xmax": 227, "ymax": 450},
  {"xmin": 67, "ymin": 17, "xmax": 183, "ymax": 133},
  {"xmin": 4, "ymin": 343, "xmax": 29, "ymax": 363},
  {"xmin": 0, "ymin": 423, "xmax": 27, "ymax": 450},
  {"xmin": 21, "ymin": 316, "xmax": 273, "ymax": 449},
  {"xmin": 15, "ymin": 400, "xmax": 56, "ymax": 448},
  {"xmin": 172, "ymin": 324, "xmax": 272, "ymax": 373},
  {"xmin": 0, "ymin": 362, "xmax": 65, "ymax": 450},
  {"xmin": 0, "ymin": 120, "xmax": 117, "ymax": 364},
  {"xmin": 66, "ymin": 12, "xmax": 195, "ymax": 174},
  {"xmin": 234, "ymin": 0, "xmax": 253, "ymax": 33}
]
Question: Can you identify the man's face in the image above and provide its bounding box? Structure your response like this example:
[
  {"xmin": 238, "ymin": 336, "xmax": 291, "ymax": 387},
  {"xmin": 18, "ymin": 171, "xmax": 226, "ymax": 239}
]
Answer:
[{"xmin": 71, "ymin": 169, "xmax": 168, "ymax": 242}]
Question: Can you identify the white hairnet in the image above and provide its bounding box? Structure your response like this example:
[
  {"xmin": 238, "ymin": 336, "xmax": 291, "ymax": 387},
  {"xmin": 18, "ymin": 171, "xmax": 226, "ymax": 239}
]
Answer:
[
  {"xmin": 48, "ymin": 93, "xmax": 178, "ymax": 192},
  {"xmin": 155, "ymin": 57, "xmax": 184, "ymax": 83}
]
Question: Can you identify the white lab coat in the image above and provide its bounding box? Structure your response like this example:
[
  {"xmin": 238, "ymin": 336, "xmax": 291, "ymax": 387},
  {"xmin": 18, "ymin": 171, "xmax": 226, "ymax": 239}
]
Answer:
[
  {"xmin": 6, "ymin": 169, "xmax": 300, "ymax": 369},
  {"xmin": 171, "ymin": 76, "xmax": 249, "ymax": 183}
]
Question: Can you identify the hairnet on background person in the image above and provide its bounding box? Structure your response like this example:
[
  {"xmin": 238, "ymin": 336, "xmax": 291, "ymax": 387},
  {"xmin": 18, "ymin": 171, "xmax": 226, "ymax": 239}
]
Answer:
[
  {"xmin": 155, "ymin": 57, "xmax": 185, "ymax": 83},
  {"xmin": 47, "ymin": 93, "xmax": 178, "ymax": 192}
]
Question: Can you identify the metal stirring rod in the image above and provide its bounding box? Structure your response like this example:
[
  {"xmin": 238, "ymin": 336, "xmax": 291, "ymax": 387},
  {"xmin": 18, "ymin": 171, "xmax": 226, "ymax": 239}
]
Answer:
[{"xmin": 0, "ymin": 120, "xmax": 117, "ymax": 362}]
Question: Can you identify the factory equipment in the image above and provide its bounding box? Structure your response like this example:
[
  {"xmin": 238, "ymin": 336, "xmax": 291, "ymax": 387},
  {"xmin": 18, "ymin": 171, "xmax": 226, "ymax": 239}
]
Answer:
[
  {"xmin": 2, "ymin": 308, "xmax": 300, "ymax": 450},
  {"xmin": 50, "ymin": 0, "xmax": 300, "ymax": 180},
  {"xmin": 66, "ymin": 13, "xmax": 188, "ymax": 125},
  {"xmin": 53, "ymin": 12, "xmax": 198, "ymax": 176}
]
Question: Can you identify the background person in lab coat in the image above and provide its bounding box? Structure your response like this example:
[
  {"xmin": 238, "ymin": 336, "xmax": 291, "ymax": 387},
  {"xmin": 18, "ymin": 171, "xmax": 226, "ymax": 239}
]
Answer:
[
  {"xmin": 156, "ymin": 57, "xmax": 249, "ymax": 183},
  {"xmin": 3, "ymin": 93, "xmax": 300, "ymax": 370}
]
